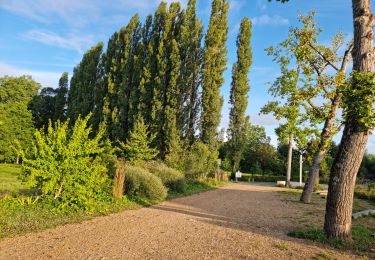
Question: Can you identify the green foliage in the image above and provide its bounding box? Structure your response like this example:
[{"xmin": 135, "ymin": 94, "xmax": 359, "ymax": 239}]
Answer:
[
  {"xmin": 179, "ymin": 0, "xmax": 203, "ymax": 143},
  {"xmin": 118, "ymin": 117, "xmax": 158, "ymax": 161},
  {"xmin": 21, "ymin": 114, "xmax": 110, "ymax": 211},
  {"xmin": 124, "ymin": 165, "xmax": 167, "ymax": 202},
  {"xmin": 0, "ymin": 76, "xmax": 39, "ymax": 162},
  {"xmin": 144, "ymin": 161, "xmax": 186, "ymax": 193},
  {"xmin": 201, "ymin": 0, "xmax": 229, "ymax": 148},
  {"xmin": 68, "ymin": 43, "xmax": 104, "ymax": 123},
  {"xmin": 54, "ymin": 72, "xmax": 69, "ymax": 122},
  {"xmin": 29, "ymin": 87, "xmax": 57, "ymax": 129},
  {"xmin": 227, "ymin": 17, "xmax": 252, "ymax": 173},
  {"xmin": 342, "ymin": 71, "xmax": 375, "ymax": 130},
  {"xmin": 183, "ymin": 141, "xmax": 218, "ymax": 179},
  {"xmin": 355, "ymin": 184, "xmax": 375, "ymax": 201}
]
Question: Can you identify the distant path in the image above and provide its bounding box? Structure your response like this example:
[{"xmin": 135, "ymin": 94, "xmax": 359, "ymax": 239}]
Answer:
[{"xmin": 0, "ymin": 183, "xmax": 355, "ymax": 259}]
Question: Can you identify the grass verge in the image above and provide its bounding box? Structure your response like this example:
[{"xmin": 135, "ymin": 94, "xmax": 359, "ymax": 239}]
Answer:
[
  {"xmin": 0, "ymin": 178, "xmax": 224, "ymax": 239},
  {"xmin": 288, "ymin": 221, "xmax": 375, "ymax": 255}
]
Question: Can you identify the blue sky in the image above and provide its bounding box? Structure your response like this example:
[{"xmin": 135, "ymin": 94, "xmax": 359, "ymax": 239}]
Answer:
[{"xmin": 0, "ymin": 0, "xmax": 374, "ymax": 154}]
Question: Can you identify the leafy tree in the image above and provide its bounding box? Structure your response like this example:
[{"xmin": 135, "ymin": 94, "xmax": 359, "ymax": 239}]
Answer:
[
  {"xmin": 179, "ymin": 0, "xmax": 203, "ymax": 143},
  {"xmin": 183, "ymin": 141, "xmax": 218, "ymax": 179},
  {"xmin": 118, "ymin": 117, "xmax": 158, "ymax": 161},
  {"xmin": 227, "ymin": 17, "xmax": 252, "ymax": 175},
  {"xmin": 201, "ymin": 0, "xmax": 229, "ymax": 148},
  {"xmin": 68, "ymin": 43, "xmax": 103, "ymax": 123},
  {"xmin": 261, "ymin": 43, "xmax": 303, "ymax": 187},
  {"xmin": 0, "ymin": 76, "xmax": 39, "ymax": 162},
  {"xmin": 22, "ymin": 114, "xmax": 109, "ymax": 210},
  {"xmin": 54, "ymin": 72, "xmax": 69, "ymax": 122},
  {"xmin": 29, "ymin": 87, "xmax": 57, "ymax": 129}
]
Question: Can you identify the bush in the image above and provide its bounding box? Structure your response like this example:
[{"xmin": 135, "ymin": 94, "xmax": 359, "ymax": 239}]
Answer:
[
  {"xmin": 21, "ymin": 115, "xmax": 110, "ymax": 211},
  {"xmin": 124, "ymin": 165, "xmax": 167, "ymax": 202},
  {"xmin": 143, "ymin": 161, "xmax": 186, "ymax": 193},
  {"xmin": 183, "ymin": 141, "xmax": 218, "ymax": 179},
  {"xmin": 355, "ymin": 184, "xmax": 375, "ymax": 201}
]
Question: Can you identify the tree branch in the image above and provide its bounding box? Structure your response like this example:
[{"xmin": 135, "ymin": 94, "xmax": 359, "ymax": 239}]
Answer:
[
  {"xmin": 340, "ymin": 41, "xmax": 354, "ymax": 72},
  {"xmin": 306, "ymin": 98, "xmax": 325, "ymax": 117},
  {"xmin": 309, "ymin": 43, "xmax": 340, "ymax": 71}
]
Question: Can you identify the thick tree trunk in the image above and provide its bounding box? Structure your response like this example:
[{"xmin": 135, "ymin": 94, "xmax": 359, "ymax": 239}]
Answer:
[
  {"xmin": 324, "ymin": 0, "xmax": 374, "ymax": 241},
  {"xmin": 286, "ymin": 134, "xmax": 293, "ymax": 188}
]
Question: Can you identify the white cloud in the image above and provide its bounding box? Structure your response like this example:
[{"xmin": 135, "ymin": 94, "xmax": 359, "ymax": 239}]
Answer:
[
  {"xmin": 22, "ymin": 30, "xmax": 93, "ymax": 53},
  {"xmin": 251, "ymin": 15, "xmax": 289, "ymax": 26},
  {"xmin": 228, "ymin": 0, "xmax": 244, "ymax": 11},
  {"xmin": 256, "ymin": 0, "xmax": 267, "ymax": 11},
  {"xmin": 250, "ymin": 113, "xmax": 281, "ymax": 126},
  {"xmin": 0, "ymin": 0, "xmax": 100, "ymax": 27},
  {"xmin": 0, "ymin": 62, "xmax": 61, "ymax": 88}
]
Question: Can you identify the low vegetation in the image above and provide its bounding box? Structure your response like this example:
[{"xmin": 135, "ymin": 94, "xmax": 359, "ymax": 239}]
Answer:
[
  {"xmin": 0, "ymin": 115, "xmax": 226, "ymax": 238},
  {"xmin": 280, "ymin": 189, "xmax": 375, "ymax": 257},
  {"xmin": 0, "ymin": 164, "xmax": 25, "ymax": 195}
]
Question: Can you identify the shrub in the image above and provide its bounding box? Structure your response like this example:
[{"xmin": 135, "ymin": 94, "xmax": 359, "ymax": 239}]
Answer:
[
  {"xmin": 144, "ymin": 161, "xmax": 186, "ymax": 193},
  {"xmin": 355, "ymin": 184, "xmax": 375, "ymax": 201},
  {"xmin": 21, "ymin": 115, "xmax": 110, "ymax": 211},
  {"xmin": 124, "ymin": 165, "xmax": 167, "ymax": 202},
  {"xmin": 118, "ymin": 117, "xmax": 158, "ymax": 161},
  {"xmin": 183, "ymin": 141, "xmax": 218, "ymax": 179}
]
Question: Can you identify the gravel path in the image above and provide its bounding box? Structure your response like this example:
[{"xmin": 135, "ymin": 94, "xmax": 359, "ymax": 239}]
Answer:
[{"xmin": 0, "ymin": 183, "xmax": 356, "ymax": 259}]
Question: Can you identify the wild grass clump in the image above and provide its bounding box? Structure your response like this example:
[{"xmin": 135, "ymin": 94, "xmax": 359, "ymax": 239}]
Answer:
[
  {"xmin": 143, "ymin": 161, "xmax": 186, "ymax": 193},
  {"xmin": 124, "ymin": 165, "xmax": 167, "ymax": 202}
]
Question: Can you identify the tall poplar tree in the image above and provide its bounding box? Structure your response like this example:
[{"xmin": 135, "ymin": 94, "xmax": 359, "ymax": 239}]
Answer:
[
  {"xmin": 227, "ymin": 17, "xmax": 252, "ymax": 175},
  {"xmin": 54, "ymin": 72, "xmax": 69, "ymax": 122},
  {"xmin": 68, "ymin": 43, "xmax": 103, "ymax": 122},
  {"xmin": 201, "ymin": 0, "xmax": 229, "ymax": 148},
  {"xmin": 179, "ymin": 0, "xmax": 203, "ymax": 143}
]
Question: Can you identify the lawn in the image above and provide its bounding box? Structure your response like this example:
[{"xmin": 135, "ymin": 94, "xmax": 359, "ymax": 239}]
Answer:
[{"xmin": 0, "ymin": 164, "xmax": 25, "ymax": 195}]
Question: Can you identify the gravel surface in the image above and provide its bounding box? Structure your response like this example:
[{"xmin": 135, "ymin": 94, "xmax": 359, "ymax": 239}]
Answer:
[{"xmin": 0, "ymin": 183, "xmax": 356, "ymax": 259}]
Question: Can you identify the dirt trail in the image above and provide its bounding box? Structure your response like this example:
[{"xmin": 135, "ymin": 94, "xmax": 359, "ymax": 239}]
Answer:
[{"xmin": 0, "ymin": 183, "xmax": 356, "ymax": 259}]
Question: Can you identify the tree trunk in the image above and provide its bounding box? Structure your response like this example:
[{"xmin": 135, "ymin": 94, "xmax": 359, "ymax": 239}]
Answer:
[
  {"xmin": 300, "ymin": 101, "xmax": 339, "ymax": 203},
  {"xmin": 286, "ymin": 133, "xmax": 293, "ymax": 188},
  {"xmin": 113, "ymin": 165, "xmax": 126, "ymax": 199},
  {"xmin": 324, "ymin": 0, "xmax": 374, "ymax": 241}
]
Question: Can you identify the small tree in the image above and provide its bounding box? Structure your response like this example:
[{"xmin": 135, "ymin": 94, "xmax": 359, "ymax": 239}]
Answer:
[
  {"xmin": 119, "ymin": 117, "xmax": 158, "ymax": 161},
  {"xmin": 22, "ymin": 114, "xmax": 109, "ymax": 210}
]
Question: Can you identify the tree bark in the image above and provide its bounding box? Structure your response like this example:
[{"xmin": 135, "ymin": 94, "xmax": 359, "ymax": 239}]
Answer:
[
  {"xmin": 286, "ymin": 133, "xmax": 293, "ymax": 188},
  {"xmin": 300, "ymin": 97, "xmax": 340, "ymax": 203},
  {"xmin": 324, "ymin": 0, "xmax": 374, "ymax": 241}
]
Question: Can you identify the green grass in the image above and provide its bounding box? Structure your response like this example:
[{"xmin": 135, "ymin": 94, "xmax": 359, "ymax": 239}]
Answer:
[
  {"xmin": 167, "ymin": 179, "xmax": 225, "ymax": 199},
  {"xmin": 0, "ymin": 196, "xmax": 141, "ymax": 238},
  {"xmin": 274, "ymin": 243, "xmax": 289, "ymax": 250},
  {"xmin": 314, "ymin": 252, "xmax": 333, "ymax": 260},
  {"xmin": 0, "ymin": 164, "xmax": 25, "ymax": 195},
  {"xmin": 288, "ymin": 222, "xmax": 375, "ymax": 254}
]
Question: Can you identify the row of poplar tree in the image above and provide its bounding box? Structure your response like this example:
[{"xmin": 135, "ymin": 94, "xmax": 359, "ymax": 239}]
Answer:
[{"xmin": 35, "ymin": 0, "xmax": 252, "ymax": 164}]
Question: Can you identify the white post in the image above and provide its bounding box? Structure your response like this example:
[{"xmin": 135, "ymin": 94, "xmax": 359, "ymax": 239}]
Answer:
[{"xmin": 299, "ymin": 152, "xmax": 303, "ymax": 186}]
